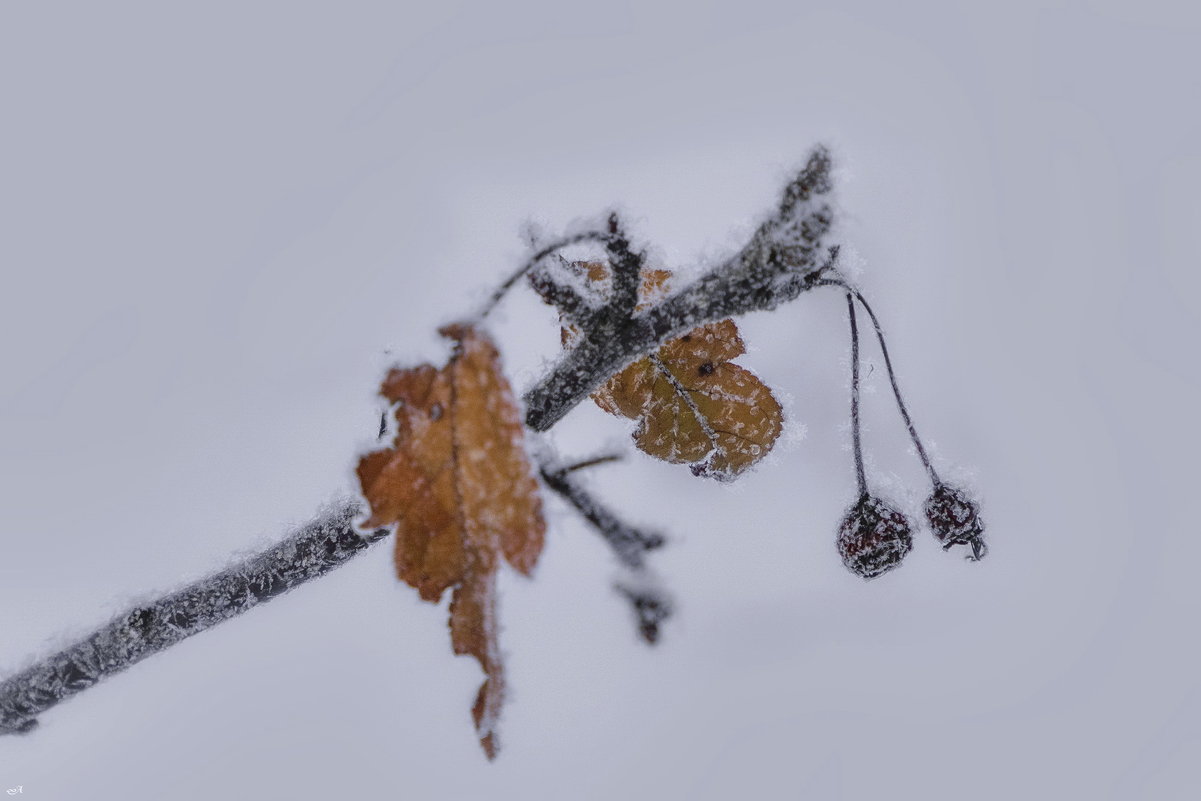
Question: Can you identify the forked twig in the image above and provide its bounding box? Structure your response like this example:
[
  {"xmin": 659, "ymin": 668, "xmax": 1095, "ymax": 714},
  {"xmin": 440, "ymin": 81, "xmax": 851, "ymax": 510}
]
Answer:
[{"xmin": 538, "ymin": 454, "xmax": 672, "ymax": 644}]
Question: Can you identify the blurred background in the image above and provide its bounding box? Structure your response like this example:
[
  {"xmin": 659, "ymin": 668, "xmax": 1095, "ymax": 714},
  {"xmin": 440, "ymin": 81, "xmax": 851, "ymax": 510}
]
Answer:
[{"xmin": 2, "ymin": 1, "xmax": 1199, "ymax": 798}]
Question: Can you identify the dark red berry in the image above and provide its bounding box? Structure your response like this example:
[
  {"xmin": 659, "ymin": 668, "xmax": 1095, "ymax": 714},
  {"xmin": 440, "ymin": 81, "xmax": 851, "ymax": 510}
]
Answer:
[
  {"xmin": 924, "ymin": 483, "xmax": 986, "ymax": 560},
  {"xmin": 837, "ymin": 495, "xmax": 914, "ymax": 579}
]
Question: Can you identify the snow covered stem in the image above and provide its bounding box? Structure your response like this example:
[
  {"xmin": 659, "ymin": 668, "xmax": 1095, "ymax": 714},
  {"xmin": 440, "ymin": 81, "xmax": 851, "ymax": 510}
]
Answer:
[
  {"xmin": 0, "ymin": 447, "xmax": 671, "ymax": 734},
  {"xmin": 0, "ymin": 503, "xmax": 387, "ymax": 735}
]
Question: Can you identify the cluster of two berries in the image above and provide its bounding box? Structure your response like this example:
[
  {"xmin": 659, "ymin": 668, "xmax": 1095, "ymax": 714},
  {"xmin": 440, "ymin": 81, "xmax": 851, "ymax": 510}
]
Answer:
[{"xmin": 827, "ymin": 281, "xmax": 987, "ymax": 580}]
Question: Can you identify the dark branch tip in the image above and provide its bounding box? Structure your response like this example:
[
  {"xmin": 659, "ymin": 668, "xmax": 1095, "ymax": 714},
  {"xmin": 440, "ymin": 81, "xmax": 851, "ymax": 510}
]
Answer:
[{"xmin": 615, "ymin": 585, "xmax": 673, "ymax": 646}]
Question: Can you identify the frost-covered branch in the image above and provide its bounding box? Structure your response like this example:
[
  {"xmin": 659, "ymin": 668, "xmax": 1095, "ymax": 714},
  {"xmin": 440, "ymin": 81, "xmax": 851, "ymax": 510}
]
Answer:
[
  {"xmin": 0, "ymin": 452, "xmax": 674, "ymax": 732},
  {"xmin": 522, "ymin": 145, "xmax": 835, "ymax": 431},
  {"xmin": 0, "ymin": 503, "xmax": 387, "ymax": 735},
  {"xmin": 1, "ymin": 145, "xmax": 837, "ymax": 735}
]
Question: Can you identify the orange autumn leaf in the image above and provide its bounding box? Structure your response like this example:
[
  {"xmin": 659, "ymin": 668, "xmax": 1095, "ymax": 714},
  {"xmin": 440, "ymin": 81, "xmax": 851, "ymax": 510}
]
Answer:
[
  {"xmin": 356, "ymin": 323, "xmax": 545, "ymax": 760},
  {"xmin": 571, "ymin": 262, "xmax": 784, "ymax": 480}
]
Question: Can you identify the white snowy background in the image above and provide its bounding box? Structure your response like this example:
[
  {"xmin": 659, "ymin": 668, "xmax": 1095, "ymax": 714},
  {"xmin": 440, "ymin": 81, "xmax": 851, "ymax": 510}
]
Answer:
[{"xmin": 2, "ymin": 1, "xmax": 1199, "ymax": 799}]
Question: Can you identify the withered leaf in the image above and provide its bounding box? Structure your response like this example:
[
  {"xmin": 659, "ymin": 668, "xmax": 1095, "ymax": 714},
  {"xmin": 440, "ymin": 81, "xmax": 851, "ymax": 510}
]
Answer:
[
  {"xmin": 569, "ymin": 262, "xmax": 784, "ymax": 480},
  {"xmin": 356, "ymin": 323, "xmax": 545, "ymax": 759}
]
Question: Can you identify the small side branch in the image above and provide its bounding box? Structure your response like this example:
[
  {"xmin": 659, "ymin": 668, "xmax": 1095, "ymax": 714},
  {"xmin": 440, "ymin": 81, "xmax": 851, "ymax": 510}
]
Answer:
[
  {"xmin": 615, "ymin": 584, "xmax": 673, "ymax": 646},
  {"xmin": 0, "ymin": 503, "xmax": 388, "ymax": 735},
  {"xmin": 528, "ymin": 214, "xmax": 649, "ymax": 340},
  {"xmin": 479, "ymin": 230, "xmax": 613, "ymax": 320},
  {"xmin": 528, "ymin": 265, "xmax": 591, "ymax": 324},
  {"xmin": 604, "ymin": 213, "xmax": 644, "ymax": 317},
  {"xmin": 539, "ymin": 456, "xmax": 672, "ymax": 644},
  {"xmin": 539, "ymin": 462, "xmax": 665, "ymax": 571}
]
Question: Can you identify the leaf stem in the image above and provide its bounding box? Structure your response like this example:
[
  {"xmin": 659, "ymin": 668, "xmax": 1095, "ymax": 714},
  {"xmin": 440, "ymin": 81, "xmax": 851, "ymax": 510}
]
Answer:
[{"xmin": 559, "ymin": 453, "xmax": 624, "ymax": 474}]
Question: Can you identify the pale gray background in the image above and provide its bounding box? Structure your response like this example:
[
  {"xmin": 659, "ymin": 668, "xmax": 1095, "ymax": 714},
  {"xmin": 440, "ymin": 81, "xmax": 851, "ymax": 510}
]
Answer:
[{"xmin": 2, "ymin": 1, "xmax": 1199, "ymax": 799}]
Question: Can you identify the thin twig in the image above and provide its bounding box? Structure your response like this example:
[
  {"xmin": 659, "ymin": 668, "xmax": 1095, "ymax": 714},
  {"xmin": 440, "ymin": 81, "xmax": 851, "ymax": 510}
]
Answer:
[
  {"xmin": 527, "ymin": 266, "xmax": 591, "ymax": 324},
  {"xmin": 538, "ymin": 462, "xmax": 665, "ymax": 571},
  {"xmin": 538, "ymin": 456, "xmax": 671, "ymax": 645},
  {"xmin": 478, "ymin": 230, "xmax": 612, "ymax": 320},
  {"xmin": 559, "ymin": 453, "xmax": 624, "ymax": 474},
  {"xmin": 604, "ymin": 213, "xmax": 643, "ymax": 317},
  {"xmin": 614, "ymin": 584, "xmax": 673, "ymax": 646}
]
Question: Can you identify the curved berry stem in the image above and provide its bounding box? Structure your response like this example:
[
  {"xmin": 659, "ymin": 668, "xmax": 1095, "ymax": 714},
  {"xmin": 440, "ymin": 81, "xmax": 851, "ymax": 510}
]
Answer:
[
  {"xmin": 823, "ymin": 277, "xmax": 940, "ymax": 486},
  {"xmin": 851, "ymin": 288, "xmax": 940, "ymax": 486},
  {"xmin": 846, "ymin": 291, "xmax": 867, "ymax": 499}
]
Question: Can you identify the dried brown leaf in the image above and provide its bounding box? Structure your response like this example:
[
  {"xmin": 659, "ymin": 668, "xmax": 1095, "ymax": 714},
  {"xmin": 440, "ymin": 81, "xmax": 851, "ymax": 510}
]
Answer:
[
  {"xmin": 575, "ymin": 263, "xmax": 784, "ymax": 480},
  {"xmin": 356, "ymin": 324, "xmax": 545, "ymax": 759}
]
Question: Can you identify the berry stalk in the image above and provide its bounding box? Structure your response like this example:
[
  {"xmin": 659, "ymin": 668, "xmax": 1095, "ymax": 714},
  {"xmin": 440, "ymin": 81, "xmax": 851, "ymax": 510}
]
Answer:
[
  {"xmin": 845, "ymin": 291, "xmax": 867, "ymax": 498},
  {"xmin": 822, "ymin": 277, "xmax": 939, "ymax": 487}
]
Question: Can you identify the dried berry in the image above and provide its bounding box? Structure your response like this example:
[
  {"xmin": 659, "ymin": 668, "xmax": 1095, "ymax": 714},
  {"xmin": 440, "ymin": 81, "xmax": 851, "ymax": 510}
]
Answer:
[
  {"xmin": 837, "ymin": 495, "xmax": 914, "ymax": 579},
  {"xmin": 924, "ymin": 483, "xmax": 986, "ymax": 560}
]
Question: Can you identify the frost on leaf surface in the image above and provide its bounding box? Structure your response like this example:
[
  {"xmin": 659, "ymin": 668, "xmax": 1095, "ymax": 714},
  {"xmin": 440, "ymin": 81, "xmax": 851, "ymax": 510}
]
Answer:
[
  {"xmin": 356, "ymin": 323, "xmax": 545, "ymax": 759},
  {"xmin": 569, "ymin": 261, "xmax": 784, "ymax": 480}
]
